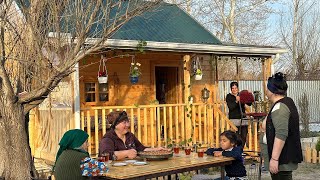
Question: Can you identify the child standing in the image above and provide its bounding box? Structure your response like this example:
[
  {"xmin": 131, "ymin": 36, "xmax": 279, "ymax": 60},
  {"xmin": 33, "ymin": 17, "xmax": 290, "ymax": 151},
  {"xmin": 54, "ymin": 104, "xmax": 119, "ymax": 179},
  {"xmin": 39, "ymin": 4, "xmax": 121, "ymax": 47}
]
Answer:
[{"xmin": 206, "ymin": 130, "xmax": 247, "ymax": 180}]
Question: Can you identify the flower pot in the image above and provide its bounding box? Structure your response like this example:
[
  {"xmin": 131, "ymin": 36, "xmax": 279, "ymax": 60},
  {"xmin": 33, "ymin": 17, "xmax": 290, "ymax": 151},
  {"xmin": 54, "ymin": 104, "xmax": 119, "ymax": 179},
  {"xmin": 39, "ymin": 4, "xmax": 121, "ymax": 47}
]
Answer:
[
  {"xmin": 184, "ymin": 148, "xmax": 191, "ymax": 155},
  {"xmin": 129, "ymin": 76, "xmax": 139, "ymax": 84},
  {"xmin": 98, "ymin": 76, "xmax": 108, "ymax": 84},
  {"xmin": 195, "ymin": 74, "xmax": 202, "ymax": 80}
]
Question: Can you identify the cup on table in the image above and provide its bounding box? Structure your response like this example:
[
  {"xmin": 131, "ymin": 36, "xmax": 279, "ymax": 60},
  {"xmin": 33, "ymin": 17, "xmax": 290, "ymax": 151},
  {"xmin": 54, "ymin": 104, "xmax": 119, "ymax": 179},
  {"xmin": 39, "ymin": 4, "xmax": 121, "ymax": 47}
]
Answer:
[
  {"xmin": 184, "ymin": 147, "xmax": 191, "ymax": 155},
  {"xmin": 197, "ymin": 150, "xmax": 204, "ymax": 158},
  {"xmin": 98, "ymin": 152, "xmax": 110, "ymax": 163},
  {"xmin": 173, "ymin": 146, "xmax": 180, "ymax": 154}
]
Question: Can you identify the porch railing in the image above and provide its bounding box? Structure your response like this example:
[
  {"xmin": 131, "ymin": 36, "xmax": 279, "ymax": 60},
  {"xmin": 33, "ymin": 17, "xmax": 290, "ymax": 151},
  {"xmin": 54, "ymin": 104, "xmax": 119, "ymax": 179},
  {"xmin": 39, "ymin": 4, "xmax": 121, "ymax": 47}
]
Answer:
[{"xmin": 80, "ymin": 102, "xmax": 260, "ymax": 156}]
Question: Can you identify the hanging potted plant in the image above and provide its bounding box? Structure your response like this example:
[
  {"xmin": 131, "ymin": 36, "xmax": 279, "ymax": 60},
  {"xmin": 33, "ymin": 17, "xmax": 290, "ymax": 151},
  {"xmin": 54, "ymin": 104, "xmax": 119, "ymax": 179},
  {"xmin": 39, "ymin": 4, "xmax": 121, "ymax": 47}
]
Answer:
[
  {"xmin": 129, "ymin": 59, "xmax": 141, "ymax": 84},
  {"xmin": 98, "ymin": 55, "xmax": 108, "ymax": 84},
  {"xmin": 193, "ymin": 56, "xmax": 203, "ymax": 80},
  {"xmin": 195, "ymin": 68, "xmax": 203, "ymax": 80}
]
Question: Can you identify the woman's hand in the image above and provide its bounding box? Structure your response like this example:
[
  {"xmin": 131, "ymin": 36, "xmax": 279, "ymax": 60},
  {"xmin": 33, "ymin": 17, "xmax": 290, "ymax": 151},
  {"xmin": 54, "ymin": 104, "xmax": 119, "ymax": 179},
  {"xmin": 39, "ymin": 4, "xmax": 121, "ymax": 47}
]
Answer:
[
  {"xmin": 214, "ymin": 151, "xmax": 222, "ymax": 157},
  {"xmin": 126, "ymin": 149, "xmax": 137, "ymax": 159},
  {"xmin": 236, "ymin": 96, "xmax": 240, "ymax": 103},
  {"xmin": 269, "ymin": 158, "xmax": 279, "ymax": 174}
]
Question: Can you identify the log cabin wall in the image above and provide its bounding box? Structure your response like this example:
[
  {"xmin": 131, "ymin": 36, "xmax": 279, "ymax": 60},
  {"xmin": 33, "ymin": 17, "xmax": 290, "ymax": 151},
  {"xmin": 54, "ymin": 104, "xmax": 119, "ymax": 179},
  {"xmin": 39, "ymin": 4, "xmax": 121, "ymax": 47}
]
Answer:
[{"xmin": 79, "ymin": 51, "xmax": 189, "ymax": 108}]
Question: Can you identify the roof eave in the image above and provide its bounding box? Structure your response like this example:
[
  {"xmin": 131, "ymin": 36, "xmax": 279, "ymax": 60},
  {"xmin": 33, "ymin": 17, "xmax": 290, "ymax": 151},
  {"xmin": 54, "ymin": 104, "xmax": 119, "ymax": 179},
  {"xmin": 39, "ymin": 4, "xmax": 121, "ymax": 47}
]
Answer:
[{"xmin": 99, "ymin": 39, "xmax": 287, "ymax": 57}]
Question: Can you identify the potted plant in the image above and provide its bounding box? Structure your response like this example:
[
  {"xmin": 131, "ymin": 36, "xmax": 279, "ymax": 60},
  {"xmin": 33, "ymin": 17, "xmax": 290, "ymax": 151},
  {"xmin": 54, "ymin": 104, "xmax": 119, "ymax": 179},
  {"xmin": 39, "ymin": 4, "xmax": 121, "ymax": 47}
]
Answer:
[
  {"xmin": 129, "ymin": 62, "xmax": 141, "ymax": 84},
  {"xmin": 98, "ymin": 55, "xmax": 108, "ymax": 83},
  {"xmin": 98, "ymin": 70, "xmax": 108, "ymax": 84},
  {"xmin": 179, "ymin": 137, "xmax": 193, "ymax": 155},
  {"xmin": 194, "ymin": 69, "xmax": 203, "ymax": 80}
]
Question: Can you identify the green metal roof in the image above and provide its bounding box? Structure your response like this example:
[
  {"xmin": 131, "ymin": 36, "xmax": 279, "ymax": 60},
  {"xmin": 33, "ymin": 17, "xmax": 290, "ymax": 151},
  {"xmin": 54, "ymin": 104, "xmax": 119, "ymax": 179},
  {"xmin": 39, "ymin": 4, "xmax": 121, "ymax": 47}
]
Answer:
[
  {"xmin": 15, "ymin": 1, "xmax": 221, "ymax": 45},
  {"xmin": 110, "ymin": 3, "xmax": 222, "ymax": 45}
]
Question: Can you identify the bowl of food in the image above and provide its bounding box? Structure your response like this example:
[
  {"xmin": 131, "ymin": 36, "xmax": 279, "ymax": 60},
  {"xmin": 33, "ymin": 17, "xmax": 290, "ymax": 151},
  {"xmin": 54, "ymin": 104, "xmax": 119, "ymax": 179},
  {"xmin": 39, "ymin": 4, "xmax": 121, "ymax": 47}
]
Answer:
[{"xmin": 138, "ymin": 150, "xmax": 173, "ymax": 160}]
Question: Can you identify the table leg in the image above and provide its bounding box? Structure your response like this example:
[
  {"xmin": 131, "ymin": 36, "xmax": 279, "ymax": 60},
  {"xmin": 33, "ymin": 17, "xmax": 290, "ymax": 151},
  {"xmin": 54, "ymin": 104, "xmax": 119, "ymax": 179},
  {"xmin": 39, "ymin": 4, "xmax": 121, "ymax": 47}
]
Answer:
[{"xmin": 221, "ymin": 166, "xmax": 225, "ymax": 180}]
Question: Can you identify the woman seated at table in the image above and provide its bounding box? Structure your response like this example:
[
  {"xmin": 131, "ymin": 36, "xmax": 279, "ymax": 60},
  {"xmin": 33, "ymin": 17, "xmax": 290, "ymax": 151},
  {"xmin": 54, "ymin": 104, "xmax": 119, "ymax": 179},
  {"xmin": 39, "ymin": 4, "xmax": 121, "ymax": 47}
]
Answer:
[
  {"xmin": 99, "ymin": 111, "xmax": 168, "ymax": 160},
  {"xmin": 53, "ymin": 129, "xmax": 90, "ymax": 180}
]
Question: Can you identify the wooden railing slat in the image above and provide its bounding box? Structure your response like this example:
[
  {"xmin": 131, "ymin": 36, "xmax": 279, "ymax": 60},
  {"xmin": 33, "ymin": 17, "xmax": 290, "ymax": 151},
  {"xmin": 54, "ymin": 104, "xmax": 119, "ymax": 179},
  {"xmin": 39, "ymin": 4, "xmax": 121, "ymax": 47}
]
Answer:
[
  {"xmin": 143, "ymin": 108, "xmax": 147, "ymax": 145},
  {"xmin": 86, "ymin": 111, "xmax": 91, "ymax": 155},
  {"xmin": 80, "ymin": 102, "xmax": 260, "ymax": 156},
  {"xmin": 94, "ymin": 110, "xmax": 99, "ymax": 156},
  {"xmin": 169, "ymin": 107, "xmax": 173, "ymax": 144}
]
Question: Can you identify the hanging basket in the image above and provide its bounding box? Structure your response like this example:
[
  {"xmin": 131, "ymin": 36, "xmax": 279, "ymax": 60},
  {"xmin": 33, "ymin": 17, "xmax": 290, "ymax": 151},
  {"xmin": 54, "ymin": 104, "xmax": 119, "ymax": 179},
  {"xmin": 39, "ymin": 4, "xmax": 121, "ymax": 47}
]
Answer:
[
  {"xmin": 98, "ymin": 75, "xmax": 108, "ymax": 84},
  {"xmin": 193, "ymin": 57, "xmax": 203, "ymax": 80},
  {"xmin": 195, "ymin": 74, "xmax": 203, "ymax": 80},
  {"xmin": 129, "ymin": 76, "xmax": 139, "ymax": 84},
  {"xmin": 98, "ymin": 55, "xmax": 108, "ymax": 84}
]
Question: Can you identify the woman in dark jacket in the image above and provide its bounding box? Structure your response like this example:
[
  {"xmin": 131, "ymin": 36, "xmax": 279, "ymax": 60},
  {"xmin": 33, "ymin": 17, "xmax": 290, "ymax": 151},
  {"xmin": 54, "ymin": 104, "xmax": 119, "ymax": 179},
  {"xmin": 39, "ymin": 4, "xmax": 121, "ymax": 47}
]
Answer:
[{"xmin": 99, "ymin": 111, "xmax": 168, "ymax": 160}]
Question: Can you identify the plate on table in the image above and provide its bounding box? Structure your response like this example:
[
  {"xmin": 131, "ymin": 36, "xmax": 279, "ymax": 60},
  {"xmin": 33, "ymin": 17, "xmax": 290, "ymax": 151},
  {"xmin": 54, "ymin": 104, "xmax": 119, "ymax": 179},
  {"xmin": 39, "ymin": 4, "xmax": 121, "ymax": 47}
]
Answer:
[
  {"xmin": 112, "ymin": 162, "xmax": 127, "ymax": 167},
  {"xmin": 125, "ymin": 160, "xmax": 137, "ymax": 164},
  {"xmin": 133, "ymin": 161, "xmax": 148, "ymax": 166}
]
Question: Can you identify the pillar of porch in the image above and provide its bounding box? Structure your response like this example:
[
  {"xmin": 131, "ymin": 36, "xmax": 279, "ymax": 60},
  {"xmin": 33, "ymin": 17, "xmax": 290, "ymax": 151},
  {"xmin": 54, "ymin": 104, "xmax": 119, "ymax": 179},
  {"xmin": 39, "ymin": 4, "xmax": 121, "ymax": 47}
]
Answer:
[
  {"xmin": 183, "ymin": 54, "xmax": 191, "ymax": 143},
  {"xmin": 262, "ymin": 57, "xmax": 273, "ymax": 101}
]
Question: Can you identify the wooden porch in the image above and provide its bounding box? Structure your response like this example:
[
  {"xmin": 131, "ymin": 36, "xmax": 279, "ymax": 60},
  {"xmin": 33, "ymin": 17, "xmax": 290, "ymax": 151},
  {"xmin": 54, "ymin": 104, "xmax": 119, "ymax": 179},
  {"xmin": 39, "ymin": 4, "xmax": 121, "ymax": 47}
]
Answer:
[{"xmin": 80, "ymin": 102, "xmax": 262, "ymax": 157}]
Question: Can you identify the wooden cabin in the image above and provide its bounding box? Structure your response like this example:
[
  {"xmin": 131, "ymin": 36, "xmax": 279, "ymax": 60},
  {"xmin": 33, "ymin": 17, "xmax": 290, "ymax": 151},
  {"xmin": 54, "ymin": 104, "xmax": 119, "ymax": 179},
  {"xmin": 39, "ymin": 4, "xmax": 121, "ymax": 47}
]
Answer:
[{"xmin": 29, "ymin": 2, "xmax": 286, "ymax": 161}]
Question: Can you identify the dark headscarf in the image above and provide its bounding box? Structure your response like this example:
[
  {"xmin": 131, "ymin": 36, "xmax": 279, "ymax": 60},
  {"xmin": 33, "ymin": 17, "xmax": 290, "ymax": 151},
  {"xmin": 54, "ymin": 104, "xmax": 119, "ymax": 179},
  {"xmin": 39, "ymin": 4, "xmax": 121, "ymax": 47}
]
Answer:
[
  {"xmin": 55, "ymin": 129, "xmax": 89, "ymax": 164},
  {"xmin": 267, "ymin": 72, "xmax": 288, "ymax": 95},
  {"xmin": 110, "ymin": 111, "xmax": 129, "ymax": 129}
]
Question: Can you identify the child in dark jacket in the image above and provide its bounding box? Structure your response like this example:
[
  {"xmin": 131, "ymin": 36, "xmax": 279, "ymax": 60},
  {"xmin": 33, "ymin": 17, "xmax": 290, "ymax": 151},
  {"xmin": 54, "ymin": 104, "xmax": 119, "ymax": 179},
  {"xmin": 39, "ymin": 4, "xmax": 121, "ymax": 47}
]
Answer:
[{"xmin": 206, "ymin": 130, "xmax": 247, "ymax": 180}]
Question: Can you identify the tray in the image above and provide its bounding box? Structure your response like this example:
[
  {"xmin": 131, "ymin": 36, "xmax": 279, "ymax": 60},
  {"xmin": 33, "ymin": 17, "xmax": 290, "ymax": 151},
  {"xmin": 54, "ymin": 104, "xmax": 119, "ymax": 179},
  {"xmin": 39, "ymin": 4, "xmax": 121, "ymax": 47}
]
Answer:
[{"xmin": 138, "ymin": 151, "xmax": 173, "ymax": 160}]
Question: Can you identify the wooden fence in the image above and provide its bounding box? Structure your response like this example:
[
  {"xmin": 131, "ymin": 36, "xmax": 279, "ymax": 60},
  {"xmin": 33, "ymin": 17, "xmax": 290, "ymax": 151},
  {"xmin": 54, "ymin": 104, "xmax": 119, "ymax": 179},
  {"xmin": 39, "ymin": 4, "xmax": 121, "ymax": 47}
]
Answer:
[
  {"xmin": 80, "ymin": 102, "xmax": 261, "ymax": 157},
  {"xmin": 305, "ymin": 147, "xmax": 320, "ymax": 163}
]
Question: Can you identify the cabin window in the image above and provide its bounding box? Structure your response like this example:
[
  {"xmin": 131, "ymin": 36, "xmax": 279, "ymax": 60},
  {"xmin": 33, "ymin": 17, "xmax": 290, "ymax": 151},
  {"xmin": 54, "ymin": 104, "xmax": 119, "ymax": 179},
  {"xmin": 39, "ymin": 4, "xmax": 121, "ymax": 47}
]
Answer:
[{"xmin": 84, "ymin": 82, "xmax": 109, "ymax": 102}]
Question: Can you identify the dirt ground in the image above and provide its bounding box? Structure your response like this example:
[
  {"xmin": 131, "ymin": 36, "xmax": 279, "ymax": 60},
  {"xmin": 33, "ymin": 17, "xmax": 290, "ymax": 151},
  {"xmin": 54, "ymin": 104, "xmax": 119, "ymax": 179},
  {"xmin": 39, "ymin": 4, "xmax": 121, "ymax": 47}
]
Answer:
[{"xmin": 261, "ymin": 162, "xmax": 320, "ymax": 180}]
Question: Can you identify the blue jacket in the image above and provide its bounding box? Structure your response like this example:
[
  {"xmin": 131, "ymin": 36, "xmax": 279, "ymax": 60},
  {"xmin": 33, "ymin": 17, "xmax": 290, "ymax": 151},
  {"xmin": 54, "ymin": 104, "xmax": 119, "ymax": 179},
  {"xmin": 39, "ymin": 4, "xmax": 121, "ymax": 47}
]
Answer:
[{"xmin": 206, "ymin": 146, "xmax": 246, "ymax": 177}]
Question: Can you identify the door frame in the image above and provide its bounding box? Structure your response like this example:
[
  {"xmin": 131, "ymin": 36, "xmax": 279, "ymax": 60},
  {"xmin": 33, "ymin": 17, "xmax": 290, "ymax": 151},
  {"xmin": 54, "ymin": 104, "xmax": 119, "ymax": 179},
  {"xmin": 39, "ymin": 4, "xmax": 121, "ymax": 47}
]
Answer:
[{"xmin": 150, "ymin": 60, "xmax": 183, "ymax": 104}]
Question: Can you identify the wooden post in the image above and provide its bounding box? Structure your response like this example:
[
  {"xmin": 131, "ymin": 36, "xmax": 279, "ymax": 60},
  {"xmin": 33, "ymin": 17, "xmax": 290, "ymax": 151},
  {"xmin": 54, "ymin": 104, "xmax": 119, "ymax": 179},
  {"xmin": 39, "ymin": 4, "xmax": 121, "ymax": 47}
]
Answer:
[
  {"xmin": 263, "ymin": 57, "xmax": 273, "ymax": 101},
  {"xmin": 94, "ymin": 110, "xmax": 99, "ymax": 156},
  {"xmin": 183, "ymin": 55, "xmax": 191, "ymax": 142},
  {"xmin": 236, "ymin": 58, "xmax": 240, "ymax": 82}
]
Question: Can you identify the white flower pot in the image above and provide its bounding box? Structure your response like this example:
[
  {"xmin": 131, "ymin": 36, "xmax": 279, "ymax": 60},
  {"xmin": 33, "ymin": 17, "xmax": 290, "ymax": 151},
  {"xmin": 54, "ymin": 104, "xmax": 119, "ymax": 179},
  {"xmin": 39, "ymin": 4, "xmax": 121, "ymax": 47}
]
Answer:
[
  {"xmin": 98, "ymin": 76, "xmax": 108, "ymax": 83},
  {"xmin": 195, "ymin": 74, "xmax": 202, "ymax": 80}
]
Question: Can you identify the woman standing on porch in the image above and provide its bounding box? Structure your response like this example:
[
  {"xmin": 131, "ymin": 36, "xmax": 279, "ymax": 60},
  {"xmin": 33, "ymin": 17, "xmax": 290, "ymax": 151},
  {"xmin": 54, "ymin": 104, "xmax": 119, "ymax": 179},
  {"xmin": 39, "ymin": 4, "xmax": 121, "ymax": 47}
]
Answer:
[
  {"xmin": 99, "ymin": 111, "xmax": 168, "ymax": 160},
  {"xmin": 226, "ymin": 81, "xmax": 248, "ymax": 147}
]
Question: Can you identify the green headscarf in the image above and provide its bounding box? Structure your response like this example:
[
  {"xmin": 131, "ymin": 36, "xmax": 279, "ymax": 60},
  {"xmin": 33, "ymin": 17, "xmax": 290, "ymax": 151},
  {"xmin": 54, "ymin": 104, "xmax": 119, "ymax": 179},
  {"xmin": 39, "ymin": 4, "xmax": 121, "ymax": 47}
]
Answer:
[{"xmin": 55, "ymin": 129, "xmax": 89, "ymax": 163}]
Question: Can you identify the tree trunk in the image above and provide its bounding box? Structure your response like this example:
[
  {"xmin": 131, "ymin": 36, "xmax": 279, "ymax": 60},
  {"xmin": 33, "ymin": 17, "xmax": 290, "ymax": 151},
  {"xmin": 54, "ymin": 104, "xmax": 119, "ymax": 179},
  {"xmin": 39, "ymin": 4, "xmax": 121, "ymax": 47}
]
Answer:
[{"xmin": 0, "ymin": 102, "xmax": 32, "ymax": 179}]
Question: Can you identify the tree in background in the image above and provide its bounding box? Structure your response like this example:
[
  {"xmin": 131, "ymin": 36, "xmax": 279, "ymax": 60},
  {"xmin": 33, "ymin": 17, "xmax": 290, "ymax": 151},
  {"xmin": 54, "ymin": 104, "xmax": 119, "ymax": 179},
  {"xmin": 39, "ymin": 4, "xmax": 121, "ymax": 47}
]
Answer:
[
  {"xmin": 0, "ymin": 0, "xmax": 161, "ymax": 179},
  {"xmin": 188, "ymin": 0, "xmax": 278, "ymax": 80},
  {"xmin": 278, "ymin": 0, "xmax": 320, "ymax": 79},
  {"xmin": 298, "ymin": 92, "xmax": 310, "ymax": 137},
  {"xmin": 192, "ymin": 0, "xmax": 278, "ymax": 44}
]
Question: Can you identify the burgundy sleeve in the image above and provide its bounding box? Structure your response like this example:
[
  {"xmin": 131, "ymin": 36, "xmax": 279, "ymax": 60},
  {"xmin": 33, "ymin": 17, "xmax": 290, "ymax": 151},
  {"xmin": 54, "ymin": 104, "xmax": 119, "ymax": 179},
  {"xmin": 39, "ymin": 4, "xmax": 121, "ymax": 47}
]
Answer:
[
  {"xmin": 133, "ymin": 135, "xmax": 146, "ymax": 152},
  {"xmin": 99, "ymin": 137, "xmax": 115, "ymax": 159}
]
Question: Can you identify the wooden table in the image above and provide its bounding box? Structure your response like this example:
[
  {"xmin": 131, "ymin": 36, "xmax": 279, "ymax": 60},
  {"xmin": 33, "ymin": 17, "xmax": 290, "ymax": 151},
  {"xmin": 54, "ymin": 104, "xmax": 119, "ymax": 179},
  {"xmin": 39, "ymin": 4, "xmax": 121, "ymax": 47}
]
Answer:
[{"xmin": 101, "ymin": 153, "xmax": 233, "ymax": 180}]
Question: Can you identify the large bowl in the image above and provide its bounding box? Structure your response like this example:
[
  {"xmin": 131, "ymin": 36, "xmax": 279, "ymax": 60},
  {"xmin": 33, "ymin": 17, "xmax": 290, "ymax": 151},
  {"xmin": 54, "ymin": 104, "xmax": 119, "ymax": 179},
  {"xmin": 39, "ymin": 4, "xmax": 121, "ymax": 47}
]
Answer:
[{"xmin": 138, "ymin": 151, "xmax": 173, "ymax": 161}]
